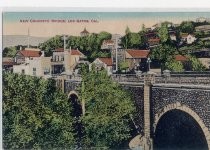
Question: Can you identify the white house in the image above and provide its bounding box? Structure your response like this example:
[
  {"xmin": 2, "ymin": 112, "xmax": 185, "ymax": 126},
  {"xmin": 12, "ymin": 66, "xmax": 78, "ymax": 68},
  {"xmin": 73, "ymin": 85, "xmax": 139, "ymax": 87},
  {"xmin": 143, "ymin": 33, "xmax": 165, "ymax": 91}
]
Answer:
[
  {"xmin": 90, "ymin": 58, "xmax": 113, "ymax": 75},
  {"xmin": 181, "ymin": 34, "xmax": 197, "ymax": 44},
  {"xmin": 13, "ymin": 50, "xmax": 52, "ymax": 77}
]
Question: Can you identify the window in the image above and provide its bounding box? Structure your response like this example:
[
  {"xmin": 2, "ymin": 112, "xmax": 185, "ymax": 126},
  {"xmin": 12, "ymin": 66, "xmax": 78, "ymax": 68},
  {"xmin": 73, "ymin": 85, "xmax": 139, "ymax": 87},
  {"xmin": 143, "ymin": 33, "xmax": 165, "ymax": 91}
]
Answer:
[
  {"xmin": 21, "ymin": 69, "xmax": 25, "ymax": 74},
  {"xmin": 33, "ymin": 68, "xmax": 36, "ymax": 76},
  {"xmin": 44, "ymin": 67, "xmax": 50, "ymax": 75}
]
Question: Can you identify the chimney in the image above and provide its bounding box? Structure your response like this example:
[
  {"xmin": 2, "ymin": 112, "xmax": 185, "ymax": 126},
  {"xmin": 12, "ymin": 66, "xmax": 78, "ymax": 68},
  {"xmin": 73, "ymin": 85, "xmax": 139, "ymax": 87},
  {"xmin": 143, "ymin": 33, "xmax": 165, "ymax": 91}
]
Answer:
[{"xmin": 20, "ymin": 46, "xmax": 22, "ymax": 50}]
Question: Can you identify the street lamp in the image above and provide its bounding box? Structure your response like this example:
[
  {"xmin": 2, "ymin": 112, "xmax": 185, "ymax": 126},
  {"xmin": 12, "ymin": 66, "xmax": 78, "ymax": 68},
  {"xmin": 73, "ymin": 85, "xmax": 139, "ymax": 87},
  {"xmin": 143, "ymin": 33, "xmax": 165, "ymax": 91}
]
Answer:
[{"xmin": 147, "ymin": 57, "xmax": 151, "ymax": 72}]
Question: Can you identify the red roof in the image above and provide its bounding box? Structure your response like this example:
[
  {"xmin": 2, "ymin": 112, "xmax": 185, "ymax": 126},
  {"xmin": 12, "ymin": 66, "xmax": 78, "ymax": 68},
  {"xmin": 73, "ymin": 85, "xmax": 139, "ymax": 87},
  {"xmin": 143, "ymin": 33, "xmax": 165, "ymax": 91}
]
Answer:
[
  {"xmin": 54, "ymin": 48, "xmax": 83, "ymax": 55},
  {"xmin": 3, "ymin": 62, "xmax": 16, "ymax": 66},
  {"xmin": 19, "ymin": 50, "xmax": 41, "ymax": 57},
  {"xmin": 126, "ymin": 50, "xmax": 149, "ymax": 58},
  {"xmin": 98, "ymin": 58, "xmax": 113, "ymax": 66},
  {"xmin": 148, "ymin": 38, "xmax": 160, "ymax": 42},
  {"xmin": 175, "ymin": 55, "xmax": 188, "ymax": 61}
]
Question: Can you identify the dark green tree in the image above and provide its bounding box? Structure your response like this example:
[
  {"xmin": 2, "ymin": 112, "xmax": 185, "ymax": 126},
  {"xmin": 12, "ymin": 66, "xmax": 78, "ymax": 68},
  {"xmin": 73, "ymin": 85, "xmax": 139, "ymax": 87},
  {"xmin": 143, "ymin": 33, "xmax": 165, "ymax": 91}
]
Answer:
[
  {"xmin": 38, "ymin": 35, "xmax": 63, "ymax": 56},
  {"xmin": 3, "ymin": 73, "xmax": 75, "ymax": 149},
  {"xmin": 79, "ymin": 67, "xmax": 135, "ymax": 149},
  {"xmin": 158, "ymin": 24, "xmax": 169, "ymax": 43},
  {"xmin": 3, "ymin": 47, "xmax": 17, "ymax": 57},
  {"xmin": 188, "ymin": 56, "xmax": 207, "ymax": 71},
  {"xmin": 180, "ymin": 21, "xmax": 195, "ymax": 34},
  {"xmin": 150, "ymin": 44, "xmax": 177, "ymax": 72}
]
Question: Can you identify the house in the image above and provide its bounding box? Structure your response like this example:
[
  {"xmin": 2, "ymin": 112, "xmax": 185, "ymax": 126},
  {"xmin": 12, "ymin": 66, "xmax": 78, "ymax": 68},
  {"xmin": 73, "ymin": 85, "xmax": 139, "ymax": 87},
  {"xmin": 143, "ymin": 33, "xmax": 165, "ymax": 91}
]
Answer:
[
  {"xmin": 14, "ymin": 48, "xmax": 43, "ymax": 64},
  {"xmin": 80, "ymin": 28, "xmax": 89, "ymax": 37},
  {"xmin": 169, "ymin": 31, "xmax": 177, "ymax": 41},
  {"xmin": 101, "ymin": 39, "xmax": 115, "ymax": 50},
  {"xmin": 148, "ymin": 38, "xmax": 160, "ymax": 48},
  {"xmin": 195, "ymin": 25, "xmax": 210, "ymax": 32},
  {"xmin": 91, "ymin": 58, "xmax": 113, "ymax": 75},
  {"xmin": 13, "ymin": 52, "xmax": 52, "ymax": 77},
  {"xmin": 51, "ymin": 48, "xmax": 86, "ymax": 74},
  {"xmin": 2, "ymin": 57, "xmax": 16, "ymax": 71},
  {"xmin": 125, "ymin": 49, "xmax": 150, "ymax": 71},
  {"xmin": 198, "ymin": 57, "xmax": 210, "ymax": 69},
  {"xmin": 175, "ymin": 55, "xmax": 189, "ymax": 62},
  {"xmin": 181, "ymin": 33, "xmax": 197, "ymax": 44}
]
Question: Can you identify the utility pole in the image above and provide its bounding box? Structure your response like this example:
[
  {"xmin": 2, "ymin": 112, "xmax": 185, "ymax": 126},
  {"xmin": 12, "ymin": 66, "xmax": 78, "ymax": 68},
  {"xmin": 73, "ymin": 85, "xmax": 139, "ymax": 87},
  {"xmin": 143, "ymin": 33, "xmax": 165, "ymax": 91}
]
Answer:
[
  {"xmin": 115, "ymin": 37, "xmax": 118, "ymax": 72},
  {"xmin": 63, "ymin": 35, "xmax": 66, "ymax": 51},
  {"xmin": 27, "ymin": 28, "xmax": 30, "ymax": 48}
]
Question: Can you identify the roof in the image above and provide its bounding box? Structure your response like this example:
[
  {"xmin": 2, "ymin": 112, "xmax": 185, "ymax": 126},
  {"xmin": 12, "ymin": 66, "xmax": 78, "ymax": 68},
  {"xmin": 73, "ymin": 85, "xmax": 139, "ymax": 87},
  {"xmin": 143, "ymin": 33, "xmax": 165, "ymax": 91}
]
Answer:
[
  {"xmin": 98, "ymin": 58, "xmax": 113, "ymax": 66},
  {"xmin": 81, "ymin": 28, "xmax": 89, "ymax": 34},
  {"xmin": 126, "ymin": 50, "xmax": 149, "ymax": 58},
  {"xmin": 175, "ymin": 55, "xmax": 188, "ymax": 61},
  {"xmin": 54, "ymin": 48, "xmax": 84, "ymax": 55},
  {"xmin": 3, "ymin": 61, "xmax": 16, "ymax": 66},
  {"xmin": 18, "ymin": 50, "xmax": 41, "ymax": 57},
  {"xmin": 103, "ymin": 39, "xmax": 114, "ymax": 44},
  {"xmin": 148, "ymin": 38, "xmax": 160, "ymax": 42},
  {"xmin": 2, "ymin": 57, "xmax": 16, "ymax": 65}
]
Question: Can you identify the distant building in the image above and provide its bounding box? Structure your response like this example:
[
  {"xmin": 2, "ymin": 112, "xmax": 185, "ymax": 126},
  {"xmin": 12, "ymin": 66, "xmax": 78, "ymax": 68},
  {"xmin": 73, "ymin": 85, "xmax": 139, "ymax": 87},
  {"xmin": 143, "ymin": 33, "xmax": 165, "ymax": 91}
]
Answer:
[
  {"xmin": 13, "ymin": 53, "xmax": 52, "ymax": 77},
  {"xmin": 181, "ymin": 33, "xmax": 197, "ymax": 44},
  {"xmin": 148, "ymin": 38, "xmax": 160, "ymax": 48},
  {"xmin": 169, "ymin": 31, "xmax": 177, "ymax": 41},
  {"xmin": 80, "ymin": 28, "xmax": 89, "ymax": 37},
  {"xmin": 91, "ymin": 57, "xmax": 113, "ymax": 75},
  {"xmin": 125, "ymin": 49, "xmax": 150, "ymax": 71},
  {"xmin": 52, "ymin": 48, "xmax": 86, "ymax": 74},
  {"xmin": 101, "ymin": 39, "xmax": 115, "ymax": 50},
  {"xmin": 2, "ymin": 57, "xmax": 16, "ymax": 71},
  {"xmin": 195, "ymin": 25, "xmax": 210, "ymax": 32},
  {"xmin": 14, "ymin": 48, "xmax": 43, "ymax": 64}
]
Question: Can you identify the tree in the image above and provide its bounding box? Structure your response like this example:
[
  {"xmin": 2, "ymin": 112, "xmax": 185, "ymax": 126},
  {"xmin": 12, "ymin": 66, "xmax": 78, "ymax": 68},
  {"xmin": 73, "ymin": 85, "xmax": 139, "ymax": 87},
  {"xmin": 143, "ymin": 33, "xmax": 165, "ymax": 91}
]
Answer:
[
  {"xmin": 165, "ymin": 60, "xmax": 184, "ymax": 72},
  {"xmin": 38, "ymin": 35, "xmax": 63, "ymax": 56},
  {"xmin": 158, "ymin": 24, "xmax": 169, "ymax": 43},
  {"xmin": 3, "ymin": 73, "xmax": 75, "ymax": 149},
  {"xmin": 188, "ymin": 56, "xmax": 206, "ymax": 71},
  {"xmin": 119, "ymin": 61, "xmax": 129, "ymax": 72},
  {"xmin": 150, "ymin": 44, "xmax": 177, "ymax": 72},
  {"xmin": 3, "ymin": 47, "xmax": 17, "ymax": 57},
  {"xmin": 79, "ymin": 68, "xmax": 135, "ymax": 149},
  {"xmin": 180, "ymin": 21, "xmax": 195, "ymax": 34}
]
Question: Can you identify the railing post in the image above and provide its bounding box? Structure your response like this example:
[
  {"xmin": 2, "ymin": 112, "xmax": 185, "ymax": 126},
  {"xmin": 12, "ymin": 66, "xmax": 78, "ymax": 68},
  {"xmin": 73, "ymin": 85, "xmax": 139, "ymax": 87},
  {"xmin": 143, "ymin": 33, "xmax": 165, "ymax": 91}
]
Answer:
[{"xmin": 143, "ymin": 71, "xmax": 156, "ymax": 150}]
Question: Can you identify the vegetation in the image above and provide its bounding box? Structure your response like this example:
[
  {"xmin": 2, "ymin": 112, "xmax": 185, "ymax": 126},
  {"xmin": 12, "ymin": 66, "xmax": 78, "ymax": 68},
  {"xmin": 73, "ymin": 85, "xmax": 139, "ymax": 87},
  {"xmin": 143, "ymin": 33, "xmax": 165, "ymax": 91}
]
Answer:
[
  {"xmin": 179, "ymin": 21, "xmax": 195, "ymax": 34},
  {"xmin": 119, "ymin": 61, "xmax": 130, "ymax": 72},
  {"xmin": 3, "ymin": 47, "xmax": 17, "ymax": 57},
  {"xmin": 150, "ymin": 44, "xmax": 177, "ymax": 72},
  {"xmin": 188, "ymin": 56, "xmax": 207, "ymax": 71},
  {"xmin": 79, "ymin": 66, "xmax": 135, "ymax": 149},
  {"xmin": 165, "ymin": 60, "xmax": 184, "ymax": 72},
  {"xmin": 3, "ymin": 73, "xmax": 75, "ymax": 149}
]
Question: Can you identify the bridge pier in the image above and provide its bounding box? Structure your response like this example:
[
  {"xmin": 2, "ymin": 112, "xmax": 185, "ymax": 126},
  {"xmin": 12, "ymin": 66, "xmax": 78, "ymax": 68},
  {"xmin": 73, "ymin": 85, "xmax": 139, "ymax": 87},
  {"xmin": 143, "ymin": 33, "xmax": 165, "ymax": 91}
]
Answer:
[{"xmin": 143, "ymin": 72, "xmax": 156, "ymax": 150}]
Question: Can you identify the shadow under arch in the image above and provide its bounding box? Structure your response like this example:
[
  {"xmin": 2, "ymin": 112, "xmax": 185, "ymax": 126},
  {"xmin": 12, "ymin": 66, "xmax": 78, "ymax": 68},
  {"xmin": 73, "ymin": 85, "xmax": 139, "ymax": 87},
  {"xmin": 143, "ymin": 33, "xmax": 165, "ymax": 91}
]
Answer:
[
  {"xmin": 153, "ymin": 103, "xmax": 210, "ymax": 150},
  {"xmin": 68, "ymin": 91, "xmax": 82, "ymax": 118}
]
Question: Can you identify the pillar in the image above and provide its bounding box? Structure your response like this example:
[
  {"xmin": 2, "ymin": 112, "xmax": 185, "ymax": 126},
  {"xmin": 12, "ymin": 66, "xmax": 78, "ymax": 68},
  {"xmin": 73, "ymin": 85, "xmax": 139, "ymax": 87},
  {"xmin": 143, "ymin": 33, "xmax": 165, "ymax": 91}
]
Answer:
[{"xmin": 143, "ymin": 72, "xmax": 155, "ymax": 150}]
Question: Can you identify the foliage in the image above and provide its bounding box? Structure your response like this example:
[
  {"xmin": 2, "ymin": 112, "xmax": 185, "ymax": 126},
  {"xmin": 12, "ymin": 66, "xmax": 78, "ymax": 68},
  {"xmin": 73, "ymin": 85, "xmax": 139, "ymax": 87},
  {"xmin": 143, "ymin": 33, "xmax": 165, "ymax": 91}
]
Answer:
[
  {"xmin": 3, "ymin": 73, "xmax": 75, "ymax": 149},
  {"xmin": 150, "ymin": 44, "xmax": 177, "ymax": 71},
  {"xmin": 165, "ymin": 60, "xmax": 184, "ymax": 72},
  {"xmin": 38, "ymin": 35, "xmax": 63, "ymax": 56},
  {"xmin": 3, "ymin": 47, "xmax": 17, "ymax": 57},
  {"xmin": 119, "ymin": 61, "xmax": 129, "ymax": 71},
  {"xmin": 79, "ymin": 68, "xmax": 135, "ymax": 149},
  {"xmin": 188, "ymin": 56, "xmax": 207, "ymax": 71},
  {"xmin": 67, "ymin": 32, "xmax": 111, "ymax": 62},
  {"xmin": 158, "ymin": 24, "xmax": 169, "ymax": 43},
  {"xmin": 180, "ymin": 21, "xmax": 195, "ymax": 34}
]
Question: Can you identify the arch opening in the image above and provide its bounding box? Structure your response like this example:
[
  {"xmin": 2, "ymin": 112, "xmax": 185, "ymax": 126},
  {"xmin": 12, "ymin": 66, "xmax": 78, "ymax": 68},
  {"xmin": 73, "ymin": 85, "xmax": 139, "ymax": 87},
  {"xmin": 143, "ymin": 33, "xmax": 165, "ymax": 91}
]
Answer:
[
  {"xmin": 69, "ymin": 93, "xmax": 82, "ymax": 118},
  {"xmin": 154, "ymin": 109, "xmax": 208, "ymax": 150}
]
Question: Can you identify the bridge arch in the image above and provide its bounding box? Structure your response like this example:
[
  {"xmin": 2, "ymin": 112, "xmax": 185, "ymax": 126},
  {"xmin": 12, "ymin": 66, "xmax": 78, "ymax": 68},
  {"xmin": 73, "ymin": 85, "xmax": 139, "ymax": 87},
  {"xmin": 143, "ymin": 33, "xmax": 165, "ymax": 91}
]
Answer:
[
  {"xmin": 68, "ymin": 90, "xmax": 79, "ymax": 98},
  {"xmin": 154, "ymin": 102, "xmax": 210, "ymax": 149}
]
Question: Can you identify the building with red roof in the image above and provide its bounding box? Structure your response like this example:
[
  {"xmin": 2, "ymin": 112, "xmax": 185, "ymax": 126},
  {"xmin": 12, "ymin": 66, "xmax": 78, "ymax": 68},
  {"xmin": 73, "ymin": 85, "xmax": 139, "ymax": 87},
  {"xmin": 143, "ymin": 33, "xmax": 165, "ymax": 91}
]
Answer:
[
  {"xmin": 91, "ymin": 57, "xmax": 113, "ymax": 75},
  {"xmin": 175, "ymin": 55, "xmax": 188, "ymax": 61},
  {"xmin": 125, "ymin": 49, "xmax": 150, "ymax": 71}
]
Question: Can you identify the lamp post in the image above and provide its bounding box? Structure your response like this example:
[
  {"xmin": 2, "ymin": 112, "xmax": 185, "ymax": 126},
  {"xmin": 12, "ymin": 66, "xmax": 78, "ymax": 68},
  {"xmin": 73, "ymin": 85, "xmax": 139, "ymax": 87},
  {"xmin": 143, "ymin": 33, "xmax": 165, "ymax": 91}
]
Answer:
[{"xmin": 147, "ymin": 57, "xmax": 151, "ymax": 72}]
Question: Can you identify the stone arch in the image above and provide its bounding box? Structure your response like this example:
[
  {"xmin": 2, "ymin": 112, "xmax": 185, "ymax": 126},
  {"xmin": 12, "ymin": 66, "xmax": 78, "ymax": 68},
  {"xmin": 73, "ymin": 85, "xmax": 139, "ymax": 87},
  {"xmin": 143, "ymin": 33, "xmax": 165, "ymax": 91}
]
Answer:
[
  {"xmin": 154, "ymin": 102, "xmax": 210, "ymax": 149},
  {"xmin": 68, "ymin": 90, "xmax": 79, "ymax": 99}
]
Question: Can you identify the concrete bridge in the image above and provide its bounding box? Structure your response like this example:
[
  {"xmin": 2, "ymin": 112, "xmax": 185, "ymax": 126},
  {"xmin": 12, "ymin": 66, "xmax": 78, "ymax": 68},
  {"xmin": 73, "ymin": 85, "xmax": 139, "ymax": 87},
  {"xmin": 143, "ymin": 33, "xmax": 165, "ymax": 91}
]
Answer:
[{"xmin": 54, "ymin": 73, "xmax": 210, "ymax": 150}]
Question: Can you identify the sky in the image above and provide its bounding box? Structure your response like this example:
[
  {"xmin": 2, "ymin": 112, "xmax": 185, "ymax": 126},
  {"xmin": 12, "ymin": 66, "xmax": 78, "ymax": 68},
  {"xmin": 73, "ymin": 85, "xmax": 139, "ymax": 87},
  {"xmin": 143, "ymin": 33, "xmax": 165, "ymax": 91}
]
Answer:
[{"xmin": 3, "ymin": 12, "xmax": 210, "ymax": 37}]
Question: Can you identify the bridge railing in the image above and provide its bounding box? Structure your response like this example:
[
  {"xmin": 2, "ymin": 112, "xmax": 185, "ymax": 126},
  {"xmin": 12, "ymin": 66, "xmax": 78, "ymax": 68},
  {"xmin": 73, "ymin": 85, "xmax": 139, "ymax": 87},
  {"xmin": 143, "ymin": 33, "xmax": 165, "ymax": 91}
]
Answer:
[
  {"xmin": 111, "ymin": 74, "xmax": 145, "ymax": 83},
  {"xmin": 155, "ymin": 76, "xmax": 210, "ymax": 85}
]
